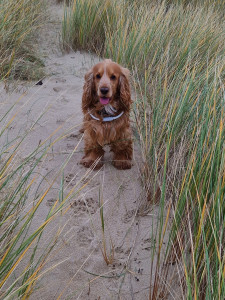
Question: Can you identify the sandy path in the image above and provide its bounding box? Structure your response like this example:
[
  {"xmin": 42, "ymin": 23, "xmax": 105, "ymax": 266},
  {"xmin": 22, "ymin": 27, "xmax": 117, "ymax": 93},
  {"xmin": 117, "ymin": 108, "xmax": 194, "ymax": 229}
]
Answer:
[{"xmin": 0, "ymin": 1, "xmax": 166, "ymax": 299}]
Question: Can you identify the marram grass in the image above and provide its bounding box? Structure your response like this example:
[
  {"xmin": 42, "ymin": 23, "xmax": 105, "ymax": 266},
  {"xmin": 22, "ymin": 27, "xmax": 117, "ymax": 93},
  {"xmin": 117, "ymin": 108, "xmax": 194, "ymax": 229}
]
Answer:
[
  {"xmin": 0, "ymin": 0, "xmax": 45, "ymax": 80},
  {"xmin": 62, "ymin": 0, "xmax": 225, "ymax": 298}
]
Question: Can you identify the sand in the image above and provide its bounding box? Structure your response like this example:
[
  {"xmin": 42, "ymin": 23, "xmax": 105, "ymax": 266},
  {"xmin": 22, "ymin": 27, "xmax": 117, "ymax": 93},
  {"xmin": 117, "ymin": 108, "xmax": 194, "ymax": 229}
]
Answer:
[{"xmin": 0, "ymin": 1, "xmax": 176, "ymax": 299}]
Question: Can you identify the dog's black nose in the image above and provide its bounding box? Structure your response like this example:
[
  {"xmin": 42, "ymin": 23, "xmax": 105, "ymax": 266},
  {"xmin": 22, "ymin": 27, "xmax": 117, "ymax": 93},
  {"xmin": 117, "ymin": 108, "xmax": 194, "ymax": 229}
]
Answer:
[{"xmin": 100, "ymin": 87, "xmax": 109, "ymax": 95}]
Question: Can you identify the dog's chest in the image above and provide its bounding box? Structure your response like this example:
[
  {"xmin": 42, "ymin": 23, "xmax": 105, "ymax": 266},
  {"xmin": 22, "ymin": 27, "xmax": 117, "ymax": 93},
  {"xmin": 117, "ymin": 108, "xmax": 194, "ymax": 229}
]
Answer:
[{"xmin": 91, "ymin": 121, "xmax": 119, "ymax": 146}]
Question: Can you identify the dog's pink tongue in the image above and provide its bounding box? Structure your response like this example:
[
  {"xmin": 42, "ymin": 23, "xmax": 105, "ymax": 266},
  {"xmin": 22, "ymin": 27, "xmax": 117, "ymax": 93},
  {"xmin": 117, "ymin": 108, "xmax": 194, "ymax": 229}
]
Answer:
[{"xmin": 100, "ymin": 98, "xmax": 110, "ymax": 105}]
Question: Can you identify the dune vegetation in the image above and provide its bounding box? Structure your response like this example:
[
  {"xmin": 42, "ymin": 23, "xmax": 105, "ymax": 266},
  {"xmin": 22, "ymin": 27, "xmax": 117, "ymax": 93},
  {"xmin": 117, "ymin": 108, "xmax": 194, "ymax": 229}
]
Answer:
[
  {"xmin": 0, "ymin": 0, "xmax": 45, "ymax": 80},
  {"xmin": 1, "ymin": 0, "xmax": 225, "ymax": 298},
  {"xmin": 62, "ymin": 0, "xmax": 225, "ymax": 298}
]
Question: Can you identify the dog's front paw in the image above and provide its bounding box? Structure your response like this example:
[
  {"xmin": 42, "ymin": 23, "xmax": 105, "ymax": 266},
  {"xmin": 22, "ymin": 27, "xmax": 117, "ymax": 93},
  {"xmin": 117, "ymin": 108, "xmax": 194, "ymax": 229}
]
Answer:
[
  {"xmin": 112, "ymin": 159, "xmax": 132, "ymax": 170},
  {"xmin": 80, "ymin": 156, "xmax": 103, "ymax": 170}
]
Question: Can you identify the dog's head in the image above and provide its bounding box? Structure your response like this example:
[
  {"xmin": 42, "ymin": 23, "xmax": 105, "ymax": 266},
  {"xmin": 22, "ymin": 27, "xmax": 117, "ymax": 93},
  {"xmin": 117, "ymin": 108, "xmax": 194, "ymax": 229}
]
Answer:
[{"xmin": 82, "ymin": 59, "xmax": 131, "ymax": 113}]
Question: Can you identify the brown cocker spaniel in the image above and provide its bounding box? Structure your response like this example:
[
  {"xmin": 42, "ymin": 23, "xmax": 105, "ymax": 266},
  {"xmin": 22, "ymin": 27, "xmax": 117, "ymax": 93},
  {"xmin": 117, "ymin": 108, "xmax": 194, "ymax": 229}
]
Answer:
[{"xmin": 80, "ymin": 59, "xmax": 133, "ymax": 170}]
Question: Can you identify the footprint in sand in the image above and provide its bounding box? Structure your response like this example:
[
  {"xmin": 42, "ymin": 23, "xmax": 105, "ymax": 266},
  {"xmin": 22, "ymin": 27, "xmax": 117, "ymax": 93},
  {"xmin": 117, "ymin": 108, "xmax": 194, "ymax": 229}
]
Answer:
[
  {"xmin": 56, "ymin": 119, "xmax": 64, "ymax": 124},
  {"xmin": 77, "ymin": 225, "xmax": 94, "ymax": 247},
  {"xmin": 66, "ymin": 132, "xmax": 83, "ymax": 140},
  {"xmin": 65, "ymin": 173, "xmax": 76, "ymax": 185},
  {"xmin": 65, "ymin": 133, "xmax": 82, "ymax": 151},
  {"xmin": 123, "ymin": 209, "xmax": 136, "ymax": 223},
  {"xmin": 71, "ymin": 197, "xmax": 98, "ymax": 215},
  {"xmin": 46, "ymin": 198, "xmax": 57, "ymax": 207},
  {"xmin": 141, "ymin": 237, "xmax": 153, "ymax": 251},
  {"xmin": 66, "ymin": 143, "xmax": 76, "ymax": 150},
  {"xmin": 53, "ymin": 87, "xmax": 63, "ymax": 93}
]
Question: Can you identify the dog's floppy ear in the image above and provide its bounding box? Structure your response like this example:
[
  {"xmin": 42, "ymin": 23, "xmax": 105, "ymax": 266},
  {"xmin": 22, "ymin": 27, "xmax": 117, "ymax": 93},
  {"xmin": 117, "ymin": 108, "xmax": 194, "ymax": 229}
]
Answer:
[
  {"xmin": 119, "ymin": 67, "xmax": 132, "ymax": 112},
  {"xmin": 82, "ymin": 68, "xmax": 95, "ymax": 113}
]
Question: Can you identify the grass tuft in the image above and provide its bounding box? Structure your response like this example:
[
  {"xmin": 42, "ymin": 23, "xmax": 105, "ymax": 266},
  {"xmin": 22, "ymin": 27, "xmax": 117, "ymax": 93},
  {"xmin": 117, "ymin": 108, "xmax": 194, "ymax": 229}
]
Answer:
[{"xmin": 0, "ymin": 0, "xmax": 45, "ymax": 81}]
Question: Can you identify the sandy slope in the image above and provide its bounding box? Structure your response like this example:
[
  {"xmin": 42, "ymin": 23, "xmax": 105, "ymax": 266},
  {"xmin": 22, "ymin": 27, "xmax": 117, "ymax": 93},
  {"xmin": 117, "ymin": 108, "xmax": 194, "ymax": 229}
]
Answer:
[{"xmin": 0, "ymin": 1, "xmax": 175, "ymax": 299}]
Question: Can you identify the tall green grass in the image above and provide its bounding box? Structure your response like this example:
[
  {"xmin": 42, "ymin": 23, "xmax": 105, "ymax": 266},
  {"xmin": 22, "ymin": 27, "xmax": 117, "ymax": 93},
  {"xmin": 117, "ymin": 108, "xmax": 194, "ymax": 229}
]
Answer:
[
  {"xmin": 166, "ymin": 0, "xmax": 225, "ymax": 11},
  {"xmin": 62, "ymin": 0, "xmax": 113, "ymax": 53},
  {"xmin": 128, "ymin": 0, "xmax": 225, "ymax": 13},
  {"xmin": 62, "ymin": 0, "xmax": 225, "ymax": 298},
  {"xmin": 0, "ymin": 0, "xmax": 45, "ymax": 80}
]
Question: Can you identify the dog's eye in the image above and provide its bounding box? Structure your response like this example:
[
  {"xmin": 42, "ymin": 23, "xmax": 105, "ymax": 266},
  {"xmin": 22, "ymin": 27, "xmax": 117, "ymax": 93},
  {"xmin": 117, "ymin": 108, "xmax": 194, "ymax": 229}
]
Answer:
[
  {"xmin": 110, "ymin": 75, "xmax": 116, "ymax": 80},
  {"xmin": 96, "ymin": 74, "xmax": 101, "ymax": 79}
]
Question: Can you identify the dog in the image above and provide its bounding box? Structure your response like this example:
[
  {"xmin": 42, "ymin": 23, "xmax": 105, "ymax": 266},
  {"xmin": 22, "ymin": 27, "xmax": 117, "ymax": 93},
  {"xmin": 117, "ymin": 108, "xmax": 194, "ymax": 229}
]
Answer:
[{"xmin": 80, "ymin": 59, "xmax": 133, "ymax": 170}]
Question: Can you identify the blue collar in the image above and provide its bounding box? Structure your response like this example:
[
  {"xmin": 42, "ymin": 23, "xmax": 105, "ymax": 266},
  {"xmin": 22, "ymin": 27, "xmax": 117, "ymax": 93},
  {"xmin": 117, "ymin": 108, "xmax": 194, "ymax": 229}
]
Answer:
[{"xmin": 89, "ymin": 111, "xmax": 124, "ymax": 122}]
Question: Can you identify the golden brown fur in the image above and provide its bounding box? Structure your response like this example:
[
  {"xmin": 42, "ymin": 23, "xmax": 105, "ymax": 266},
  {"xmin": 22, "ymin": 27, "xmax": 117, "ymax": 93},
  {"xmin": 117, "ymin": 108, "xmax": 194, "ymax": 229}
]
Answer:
[{"xmin": 80, "ymin": 59, "xmax": 133, "ymax": 169}]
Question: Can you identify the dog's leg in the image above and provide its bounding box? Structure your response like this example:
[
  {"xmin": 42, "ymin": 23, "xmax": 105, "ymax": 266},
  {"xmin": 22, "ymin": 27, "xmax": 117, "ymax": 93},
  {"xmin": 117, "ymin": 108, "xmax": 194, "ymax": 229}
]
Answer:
[
  {"xmin": 111, "ymin": 136, "xmax": 133, "ymax": 170},
  {"xmin": 80, "ymin": 130, "xmax": 104, "ymax": 170}
]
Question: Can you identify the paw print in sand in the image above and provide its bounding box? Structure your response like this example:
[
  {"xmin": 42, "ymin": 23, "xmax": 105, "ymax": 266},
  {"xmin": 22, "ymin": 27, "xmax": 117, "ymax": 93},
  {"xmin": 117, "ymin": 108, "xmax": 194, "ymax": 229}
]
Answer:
[
  {"xmin": 77, "ymin": 225, "xmax": 94, "ymax": 247},
  {"xmin": 71, "ymin": 197, "xmax": 98, "ymax": 215}
]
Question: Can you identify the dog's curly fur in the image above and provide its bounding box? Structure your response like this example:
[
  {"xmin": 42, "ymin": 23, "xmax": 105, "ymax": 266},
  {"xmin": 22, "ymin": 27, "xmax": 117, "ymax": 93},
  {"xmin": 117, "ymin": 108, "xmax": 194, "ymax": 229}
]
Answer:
[{"xmin": 80, "ymin": 59, "xmax": 133, "ymax": 170}]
